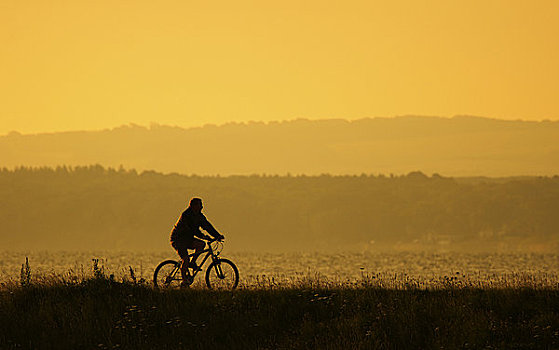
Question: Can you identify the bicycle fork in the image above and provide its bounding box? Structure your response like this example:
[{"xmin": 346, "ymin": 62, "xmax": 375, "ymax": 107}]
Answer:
[{"xmin": 213, "ymin": 259, "xmax": 225, "ymax": 279}]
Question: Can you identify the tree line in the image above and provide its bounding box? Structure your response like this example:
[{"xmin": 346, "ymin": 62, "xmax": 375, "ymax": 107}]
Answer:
[{"xmin": 1, "ymin": 166, "xmax": 558, "ymax": 252}]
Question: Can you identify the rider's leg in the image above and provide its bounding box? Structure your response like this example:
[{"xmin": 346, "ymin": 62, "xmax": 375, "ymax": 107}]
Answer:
[
  {"xmin": 180, "ymin": 258, "xmax": 189, "ymax": 281},
  {"xmin": 190, "ymin": 239, "xmax": 206, "ymax": 266},
  {"xmin": 172, "ymin": 242, "xmax": 190, "ymax": 281}
]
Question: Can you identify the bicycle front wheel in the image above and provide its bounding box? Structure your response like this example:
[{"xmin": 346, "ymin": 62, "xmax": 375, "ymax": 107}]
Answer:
[
  {"xmin": 153, "ymin": 260, "xmax": 181, "ymax": 288},
  {"xmin": 205, "ymin": 258, "xmax": 239, "ymax": 290}
]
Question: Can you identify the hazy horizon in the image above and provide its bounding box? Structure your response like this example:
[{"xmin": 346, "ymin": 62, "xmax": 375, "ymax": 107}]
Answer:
[
  {"xmin": 3, "ymin": 114, "xmax": 559, "ymax": 137},
  {"xmin": 2, "ymin": 116, "xmax": 558, "ymax": 177}
]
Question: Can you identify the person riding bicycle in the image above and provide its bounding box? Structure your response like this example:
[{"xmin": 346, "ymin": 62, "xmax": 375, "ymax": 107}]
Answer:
[{"xmin": 170, "ymin": 197, "xmax": 224, "ymax": 286}]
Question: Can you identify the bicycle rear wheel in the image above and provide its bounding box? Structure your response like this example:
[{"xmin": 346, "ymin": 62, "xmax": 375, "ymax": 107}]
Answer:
[
  {"xmin": 205, "ymin": 258, "xmax": 239, "ymax": 290},
  {"xmin": 153, "ymin": 260, "xmax": 182, "ymax": 288}
]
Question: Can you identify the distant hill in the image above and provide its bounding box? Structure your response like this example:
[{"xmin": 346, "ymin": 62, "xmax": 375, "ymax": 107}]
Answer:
[{"xmin": 1, "ymin": 116, "xmax": 559, "ymax": 176}]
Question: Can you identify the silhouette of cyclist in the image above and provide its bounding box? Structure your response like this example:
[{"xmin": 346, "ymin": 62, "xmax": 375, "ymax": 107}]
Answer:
[{"xmin": 170, "ymin": 197, "xmax": 224, "ymax": 286}]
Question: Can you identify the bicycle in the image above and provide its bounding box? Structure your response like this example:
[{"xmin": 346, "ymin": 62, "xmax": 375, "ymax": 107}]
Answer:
[{"xmin": 153, "ymin": 238, "xmax": 239, "ymax": 290}]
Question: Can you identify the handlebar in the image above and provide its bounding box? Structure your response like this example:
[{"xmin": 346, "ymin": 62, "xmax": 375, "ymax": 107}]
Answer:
[{"xmin": 206, "ymin": 237, "xmax": 224, "ymax": 243}]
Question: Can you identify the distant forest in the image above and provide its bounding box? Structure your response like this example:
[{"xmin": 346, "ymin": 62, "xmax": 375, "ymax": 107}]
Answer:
[
  {"xmin": 1, "ymin": 166, "xmax": 558, "ymax": 252},
  {"xmin": 2, "ymin": 116, "xmax": 559, "ymax": 176}
]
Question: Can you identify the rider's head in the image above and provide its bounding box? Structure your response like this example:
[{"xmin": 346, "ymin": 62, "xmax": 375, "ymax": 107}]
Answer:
[{"xmin": 189, "ymin": 197, "xmax": 203, "ymax": 212}]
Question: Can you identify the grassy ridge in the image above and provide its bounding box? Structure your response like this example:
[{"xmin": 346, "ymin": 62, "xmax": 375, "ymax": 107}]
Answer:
[{"xmin": 2, "ymin": 279, "xmax": 559, "ymax": 349}]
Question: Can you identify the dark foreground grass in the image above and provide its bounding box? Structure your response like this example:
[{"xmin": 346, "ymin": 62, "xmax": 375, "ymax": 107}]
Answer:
[{"xmin": 1, "ymin": 279, "xmax": 559, "ymax": 349}]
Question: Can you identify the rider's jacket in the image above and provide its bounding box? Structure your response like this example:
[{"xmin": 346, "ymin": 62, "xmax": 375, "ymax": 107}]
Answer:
[{"xmin": 170, "ymin": 207, "xmax": 220, "ymax": 243}]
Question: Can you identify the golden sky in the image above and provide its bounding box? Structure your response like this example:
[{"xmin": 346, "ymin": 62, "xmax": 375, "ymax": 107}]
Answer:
[{"xmin": 1, "ymin": 0, "xmax": 558, "ymax": 134}]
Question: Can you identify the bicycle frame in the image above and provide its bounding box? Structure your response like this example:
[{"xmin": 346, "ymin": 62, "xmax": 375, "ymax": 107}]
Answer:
[
  {"xmin": 172, "ymin": 240, "xmax": 222, "ymax": 280},
  {"xmin": 154, "ymin": 239, "xmax": 237, "ymax": 289}
]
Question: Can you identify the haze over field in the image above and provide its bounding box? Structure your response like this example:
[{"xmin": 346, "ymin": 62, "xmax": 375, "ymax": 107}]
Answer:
[{"xmin": 2, "ymin": 116, "xmax": 558, "ymax": 177}]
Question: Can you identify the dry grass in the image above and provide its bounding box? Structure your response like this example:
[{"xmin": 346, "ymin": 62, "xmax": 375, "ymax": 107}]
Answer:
[{"xmin": 1, "ymin": 261, "xmax": 559, "ymax": 349}]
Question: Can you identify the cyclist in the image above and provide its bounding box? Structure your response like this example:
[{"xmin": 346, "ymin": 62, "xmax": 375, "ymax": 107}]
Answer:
[{"xmin": 170, "ymin": 197, "xmax": 224, "ymax": 286}]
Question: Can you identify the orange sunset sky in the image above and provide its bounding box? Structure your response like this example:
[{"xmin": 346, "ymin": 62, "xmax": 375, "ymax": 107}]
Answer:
[{"xmin": 1, "ymin": 0, "xmax": 558, "ymax": 135}]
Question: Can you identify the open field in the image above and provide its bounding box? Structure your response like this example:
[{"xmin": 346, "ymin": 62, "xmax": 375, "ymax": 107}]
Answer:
[
  {"xmin": 1, "ymin": 277, "xmax": 559, "ymax": 349},
  {"xmin": 1, "ymin": 252, "xmax": 559, "ymax": 349}
]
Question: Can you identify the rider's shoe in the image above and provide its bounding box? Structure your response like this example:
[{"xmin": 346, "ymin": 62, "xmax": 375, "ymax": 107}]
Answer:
[{"xmin": 181, "ymin": 276, "xmax": 193, "ymax": 288}]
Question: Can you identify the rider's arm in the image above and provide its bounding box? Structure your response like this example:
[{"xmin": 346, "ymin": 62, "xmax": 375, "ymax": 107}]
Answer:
[
  {"xmin": 193, "ymin": 230, "xmax": 207, "ymax": 240},
  {"xmin": 200, "ymin": 214, "xmax": 221, "ymax": 239}
]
